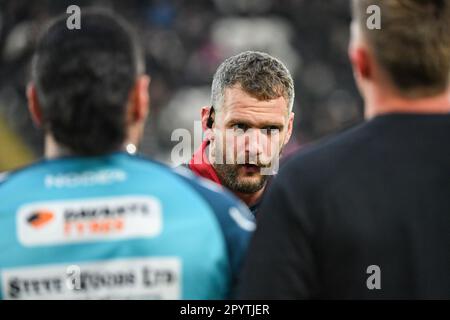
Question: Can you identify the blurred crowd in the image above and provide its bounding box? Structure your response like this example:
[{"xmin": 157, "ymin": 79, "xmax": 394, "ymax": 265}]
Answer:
[{"xmin": 0, "ymin": 0, "xmax": 363, "ymax": 168}]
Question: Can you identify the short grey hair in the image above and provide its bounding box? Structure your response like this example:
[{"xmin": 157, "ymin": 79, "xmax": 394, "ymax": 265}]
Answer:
[{"xmin": 211, "ymin": 51, "xmax": 295, "ymax": 113}]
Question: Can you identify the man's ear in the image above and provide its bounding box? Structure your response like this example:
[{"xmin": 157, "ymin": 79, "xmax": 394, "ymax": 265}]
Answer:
[
  {"xmin": 129, "ymin": 75, "xmax": 151, "ymax": 124},
  {"xmin": 349, "ymin": 44, "xmax": 372, "ymax": 81},
  {"xmin": 201, "ymin": 106, "xmax": 212, "ymax": 130},
  {"xmin": 27, "ymin": 83, "xmax": 43, "ymax": 128},
  {"xmin": 201, "ymin": 106, "xmax": 215, "ymax": 141},
  {"xmin": 348, "ymin": 20, "xmax": 372, "ymax": 82},
  {"xmin": 283, "ymin": 112, "xmax": 295, "ymax": 147}
]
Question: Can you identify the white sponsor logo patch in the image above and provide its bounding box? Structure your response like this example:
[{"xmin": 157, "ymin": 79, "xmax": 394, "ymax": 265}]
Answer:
[
  {"xmin": 1, "ymin": 257, "xmax": 181, "ymax": 300},
  {"xmin": 17, "ymin": 196, "xmax": 162, "ymax": 247},
  {"xmin": 45, "ymin": 169, "xmax": 127, "ymax": 188}
]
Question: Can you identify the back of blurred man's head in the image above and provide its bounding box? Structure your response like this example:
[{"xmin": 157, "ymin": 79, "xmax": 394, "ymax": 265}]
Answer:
[
  {"xmin": 29, "ymin": 9, "xmax": 149, "ymax": 156},
  {"xmin": 350, "ymin": 0, "xmax": 450, "ymax": 104}
]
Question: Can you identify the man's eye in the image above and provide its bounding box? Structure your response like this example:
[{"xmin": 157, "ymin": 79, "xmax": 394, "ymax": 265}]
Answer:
[
  {"xmin": 232, "ymin": 124, "xmax": 248, "ymax": 131},
  {"xmin": 262, "ymin": 126, "xmax": 280, "ymax": 134}
]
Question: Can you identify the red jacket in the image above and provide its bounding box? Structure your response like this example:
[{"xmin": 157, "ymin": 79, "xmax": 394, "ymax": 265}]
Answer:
[{"xmin": 188, "ymin": 140, "xmax": 222, "ymax": 185}]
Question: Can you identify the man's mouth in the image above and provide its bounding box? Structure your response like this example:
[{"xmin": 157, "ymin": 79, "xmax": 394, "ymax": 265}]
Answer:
[{"xmin": 241, "ymin": 164, "xmax": 261, "ymax": 174}]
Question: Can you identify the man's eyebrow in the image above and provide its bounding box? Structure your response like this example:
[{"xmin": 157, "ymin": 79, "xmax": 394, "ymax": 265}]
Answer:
[{"xmin": 227, "ymin": 119, "xmax": 284, "ymax": 129}]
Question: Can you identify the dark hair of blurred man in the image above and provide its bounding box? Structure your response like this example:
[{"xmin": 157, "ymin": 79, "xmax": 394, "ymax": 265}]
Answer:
[
  {"xmin": 238, "ymin": 0, "xmax": 450, "ymax": 299},
  {"xmin": 29, "ymin": 9, "xmax": 148, "ymax": 157},
  {"xmin": 0, "ymin": 9, "xmax": 254, "ymax": 300},
  {"xmin": 188, "ymin": 51, "xmax": 295, "ymax": 215}
]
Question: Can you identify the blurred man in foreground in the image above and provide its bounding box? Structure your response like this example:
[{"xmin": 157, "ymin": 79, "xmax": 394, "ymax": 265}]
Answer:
[
  {"xmin": 187, "ymin": 51, "xmax": 295, "ymax": 215},
  {"xmin": 0, "ymin": 10, "xmax": 254, "ymax": 300},
  {"xmin": 239, "ymin": 0, "xmax": 450, "ymax": 299}
]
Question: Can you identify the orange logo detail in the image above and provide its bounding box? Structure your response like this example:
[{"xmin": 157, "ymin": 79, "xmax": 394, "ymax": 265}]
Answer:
[{"xmin": 27, "ymin": 210, "xmax": 54, "ymax": 228}]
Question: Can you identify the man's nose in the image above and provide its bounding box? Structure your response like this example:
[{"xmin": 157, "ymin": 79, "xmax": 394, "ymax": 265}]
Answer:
[{"xmin": 244, "ymin": 129, "xmax": 266, "ymax": 157}]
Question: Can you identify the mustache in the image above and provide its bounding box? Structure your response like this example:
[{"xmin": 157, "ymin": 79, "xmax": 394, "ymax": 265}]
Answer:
[
  {"xmin": 239, "ymin": 161, "xmax": 272, "ymax": 168},
  {"xmin": 241, "ymin": 154, "xmax": 276, "ymax": 168}
]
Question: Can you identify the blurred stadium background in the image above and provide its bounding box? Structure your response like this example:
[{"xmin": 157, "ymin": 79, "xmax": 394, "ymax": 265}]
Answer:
[{"xmin": 0, "ymin": 0, "xmax": 363, "ymax": 172}]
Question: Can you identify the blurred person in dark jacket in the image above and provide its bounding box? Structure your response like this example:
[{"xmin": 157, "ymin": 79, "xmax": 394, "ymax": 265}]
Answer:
[{"xmin": 238, "ymin": 0, "xmax": 450, "ymax": 299}]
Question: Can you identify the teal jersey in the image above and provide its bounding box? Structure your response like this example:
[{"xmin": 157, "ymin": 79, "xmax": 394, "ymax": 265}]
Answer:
[{"xmin": 0, "ymin": 152, "xmax": 254, "ymax": 300}]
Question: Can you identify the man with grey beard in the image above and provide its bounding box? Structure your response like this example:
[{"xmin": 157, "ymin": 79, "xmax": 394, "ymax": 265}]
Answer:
[{"xmin": 187, "ymin": 51, "xmax": 295, "ymax": 215}]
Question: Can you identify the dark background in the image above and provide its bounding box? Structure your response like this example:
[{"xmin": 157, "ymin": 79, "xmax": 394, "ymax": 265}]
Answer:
[{"xmin": 0, "ymin": 0, "xmax": 363, "ymax": 171}]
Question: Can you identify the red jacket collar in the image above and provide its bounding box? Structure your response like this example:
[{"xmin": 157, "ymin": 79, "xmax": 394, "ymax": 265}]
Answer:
[{"xmin": 188, "ymin": 140, "xmax": 222, "ymax": 185}]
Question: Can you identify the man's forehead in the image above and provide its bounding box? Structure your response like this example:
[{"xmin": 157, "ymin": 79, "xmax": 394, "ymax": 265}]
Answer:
[{"xmin": 220, "ymin": 86, "xmax": 289, "ymax": 116}]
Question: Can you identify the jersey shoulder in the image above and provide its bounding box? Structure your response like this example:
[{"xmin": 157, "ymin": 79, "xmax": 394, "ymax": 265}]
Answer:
[
  {"xmin": 174, "ymin": 166, "xmax": 254, "ymax": 223},
  {"xmin": 0, "ymin": 171, "xmax": 9, "ymax": 186},
  {"xmin": 172, "ymin": 165, "xmax": 255, "ymax": 275},
  {"xmin": 0, "ymin": 159, "xmax": 49, "ymax": 192}
]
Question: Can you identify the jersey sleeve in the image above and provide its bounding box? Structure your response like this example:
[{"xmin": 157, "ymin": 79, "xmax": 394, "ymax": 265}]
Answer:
[{"xmin": 174, "ymin": 168, "xmax": 255, "ymax": 297}]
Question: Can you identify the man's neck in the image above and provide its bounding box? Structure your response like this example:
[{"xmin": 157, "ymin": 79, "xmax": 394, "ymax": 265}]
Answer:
[
  {"xmin": 44, "ymin": 135, "xmax": 132, "ymax": 159},
  {"xmin": 365, "ymin": 88, "xmax": 450, "ymax": 119},
  {"xmin": 45, "ymin": 135, "xmax": 73, "ymax": 159},
  {"xmin": 234, "ymin": 188, "xmax": 264, "ymax": 207}
]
